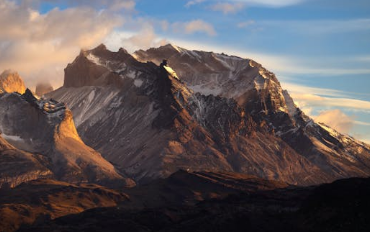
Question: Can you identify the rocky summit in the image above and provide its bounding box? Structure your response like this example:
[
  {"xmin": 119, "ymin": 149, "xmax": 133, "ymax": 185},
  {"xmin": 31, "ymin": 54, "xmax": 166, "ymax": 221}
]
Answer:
[{"xmin": 47, "ymin": 44, "xmax": 370, "ymax": 185}]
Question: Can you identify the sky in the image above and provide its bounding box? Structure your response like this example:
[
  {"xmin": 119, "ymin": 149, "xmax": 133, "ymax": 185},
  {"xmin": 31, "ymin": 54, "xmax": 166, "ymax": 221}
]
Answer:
[{"xmin": 0, "ymin": 0, "xmax": 369, "ymax": 143}]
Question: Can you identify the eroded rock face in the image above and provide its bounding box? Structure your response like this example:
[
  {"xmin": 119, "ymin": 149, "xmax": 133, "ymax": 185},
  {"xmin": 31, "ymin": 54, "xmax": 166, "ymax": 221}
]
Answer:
[
  {"xmin": 0, "ymin": 89, "xmax": 134, "ymax": 188},
  {"xmin": 0, "ymin": 70, "xmax": 26, "ymax": 94},
  {"xmin": 48, "ymin": 44, "xmax": 370, "ymax": 186},
  {"xmin": 35, "ymin": 82, "xmax": 54, "ymax": 96},
  {"xmin": 0, "ymin": 135, "xmax": 53, "ymax": 189}
]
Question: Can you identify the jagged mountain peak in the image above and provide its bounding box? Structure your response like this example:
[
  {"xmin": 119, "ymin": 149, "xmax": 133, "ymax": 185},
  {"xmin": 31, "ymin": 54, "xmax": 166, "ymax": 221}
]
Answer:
[{"xmin": 91, "ymin": 43, "xmax": 108, "ymax": 52}]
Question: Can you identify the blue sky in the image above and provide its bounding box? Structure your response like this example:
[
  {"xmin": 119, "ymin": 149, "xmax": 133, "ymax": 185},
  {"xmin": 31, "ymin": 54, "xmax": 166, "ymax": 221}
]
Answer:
[{"xmin": 1, "ymin": 0, "xmax": 369, "ymax": 142}]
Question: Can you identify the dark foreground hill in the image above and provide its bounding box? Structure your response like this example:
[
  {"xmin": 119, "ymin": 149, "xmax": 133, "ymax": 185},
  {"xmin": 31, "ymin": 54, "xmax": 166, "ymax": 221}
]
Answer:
[{"xmin": 16, "ymin": 171, "xmax": 370, "ymax": 232}]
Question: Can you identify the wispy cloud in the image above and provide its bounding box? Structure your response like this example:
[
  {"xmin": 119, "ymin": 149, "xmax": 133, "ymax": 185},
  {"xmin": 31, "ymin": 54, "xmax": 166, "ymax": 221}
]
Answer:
[
  {"xmin": 185, "ymin": 0, "xmax": 306, "ymax": 9},
  {"xmin": 172, "ymin": 20, "xmax": 217, "ymax": 36},
  {"xmin": 290, "ymin": 93, "xmax": 370, "ymax": 112},
  {"xmin": 185, "ymin": 0, "xmax": 206, "ymax": 8},
  {"xmin": 354, "ymin": 121, "xmax": 370, "ymax": 126},
  {"xmin": 219, "ymin": 0, "xmax": 306, "ymax": 7},
  {"xmin": 237, "ymin": 20, "xmax": 255, "ymax": 28},
  {"xmin": 255, "ymin": 18, "xmax": 370, "ymax": 35},
  {"xmin": 279, "ymin": 82, "xmax": 370, "ymax": 113},
  {"xmin": 209, "ymin": 2, "xmax": 246, "ymax": 14},
  {"xmin": 282, "ymin": 83, "xmax": 349, "ymax": 98}
]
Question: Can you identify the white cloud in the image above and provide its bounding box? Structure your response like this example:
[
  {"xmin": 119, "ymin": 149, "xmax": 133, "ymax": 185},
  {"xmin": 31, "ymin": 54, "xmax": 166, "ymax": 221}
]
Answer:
[
  {"xmin": 0, "ymin": 0, "xmax": 124, "ymax": 89},
  {"xmin": 280, "ymin": 83, "xmax": 370, "ymax": 113},
  {"xmin": 290, "ymin": 94, "xmax": 370, "ymax": 112},
  {"xmin": 354, "ymin": 120, "xmax": 370, "ymax": 126},
  {"xmin": 282, "ymin": 83, "xmax": 349, "ymax": 98},
  {"xmin": 237, "ymin": 20, "xmax": 255, "ymax": 28},
  {"xmin": 107, "ymin": 0, "xmax": 136, "ymax": 11},
  {"xmin": 221, "ymin": 0, "xmax": 306, "ymax": 7},
  {"xmin": 36, "ymin": 0, "xmax": 136, "ymax": 11},
  {"xmin": 314, "ymin": 109, "xmax": 355, "ymax": 134},
  {"xmin": 209, "ymin": 2, "xmax": 245, "ymax": 14},
  {"xmin": 118, "ymin": 24, "xmax": 168, "ymax": 52},
  {"xmin": 185, "ymin": 0, "xmax": 206, "ymax": 7},
  {"xmin": 258, "ymin": 18, "xmax": 370, "ymax": 35},
  {"xmin": 172, "ymin": 20, "xmax": 217, "ymax": 36}
]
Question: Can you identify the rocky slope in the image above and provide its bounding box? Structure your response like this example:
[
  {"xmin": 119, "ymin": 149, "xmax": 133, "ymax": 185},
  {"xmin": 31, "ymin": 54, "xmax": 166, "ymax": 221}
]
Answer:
[
  {"xmin": 0, "ymin": 179, "xmax": 128, "ymax": 232},
  {"xmin": 0, "ymin": 135, "xmax": 52, "ymax": 188},
  {"xmin": 47, "ymin": 44, "xmax": 370, "ymax": 185},
  {"xmin": 0, "ymin": 88, "xmax": 134, "ymax": 188},
  {"xmin": 0, "ymin": 70, "xmax": 26, "ymax": 94}
]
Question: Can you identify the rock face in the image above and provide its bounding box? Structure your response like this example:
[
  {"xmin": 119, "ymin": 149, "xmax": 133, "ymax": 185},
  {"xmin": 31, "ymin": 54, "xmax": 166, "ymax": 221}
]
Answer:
[
  {"xmin": 0, "ymin": 70, "xmax": 26, "ymax": 94},
  {"xmin": 47, "ymin": 44, "xmax": 370, "ymax": 185},
  {"xmin": 0, "ymin": 89, "xmax": 134, "ymax": 188},
  {"xmin": 0, "ymin": 135, "xmax": 52, "ymax": 189},
  {"xmin": 35, "ymin": 82, "xmax": 54, "ymax": 96}
]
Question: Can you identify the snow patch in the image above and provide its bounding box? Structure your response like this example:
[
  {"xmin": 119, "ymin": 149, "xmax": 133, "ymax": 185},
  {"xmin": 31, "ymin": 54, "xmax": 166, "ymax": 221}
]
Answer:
[
  {"xmin": 126, "ymin": 70, "xmax": 137, "ymax": 79},
  {"xmin": 1, "ymin": 133, "xmax": 23, "ymax": 142},
  {"xmin": 134, "ymin": 79, "xmax": 143, "ymax": 87},
  {"xmin": 87, "ymin": 89, "xmax": 95, "ymax": 102},
  {"xmin": 86, "ymin": 53, "xmax": 102, "ymax": 66},
  {"xmin": 189, "ymin": 84, "xmax": 222, "ymax": 96}
]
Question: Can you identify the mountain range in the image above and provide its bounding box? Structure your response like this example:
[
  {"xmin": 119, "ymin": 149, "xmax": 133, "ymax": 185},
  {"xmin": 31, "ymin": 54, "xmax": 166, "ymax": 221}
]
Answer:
[
  {"xmin": 1, "ymin": 44, "xmax": 370, "ymax": 232},
  {"xmin": 45, "ymin": 44, "xmax": 370, "ymax": 185}
]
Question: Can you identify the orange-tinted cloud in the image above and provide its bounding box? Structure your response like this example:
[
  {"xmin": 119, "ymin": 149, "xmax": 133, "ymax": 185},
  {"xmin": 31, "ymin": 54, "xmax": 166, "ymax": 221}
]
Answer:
[{"xmin": 314, "ymin": 109, "xmax": 355, "ymax": 134}]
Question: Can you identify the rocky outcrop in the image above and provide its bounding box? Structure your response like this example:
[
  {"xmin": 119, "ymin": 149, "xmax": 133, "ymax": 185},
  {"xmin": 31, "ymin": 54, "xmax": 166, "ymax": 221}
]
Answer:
[
  {"xmin": 35, "ymin": 82, "xmax": 54, "ymax": 96},
  {"xmin": 0, "ymin": 70, "xmax": 26, "ymax": 94}
]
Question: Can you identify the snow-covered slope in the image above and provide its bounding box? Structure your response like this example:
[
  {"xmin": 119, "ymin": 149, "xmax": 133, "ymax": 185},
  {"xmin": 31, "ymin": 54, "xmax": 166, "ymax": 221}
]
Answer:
[{"xmin": 47, "ymin": 44, "xmax": 370, "ymax": 185}]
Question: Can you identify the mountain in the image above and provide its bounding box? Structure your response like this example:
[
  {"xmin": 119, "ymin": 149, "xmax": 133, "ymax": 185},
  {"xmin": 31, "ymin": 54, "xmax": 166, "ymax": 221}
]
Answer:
[
  {"xmin": 35, "ymin": 82, "xmax": 54, "ymax": 97},
  {"xmin": 47, "ymin": 44, "xmax": 370, "ymax": 185},
  {"xmin": 0, "ymin": 70, "xmax": 26, "ymax": 94},
  {"xmin": 0, "ymin": 88, "xmax": 134, "ymax": 188}
]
